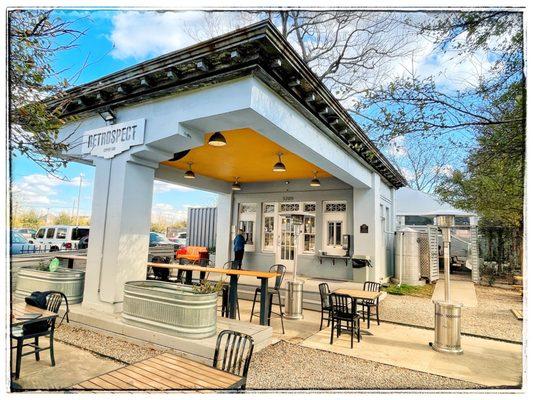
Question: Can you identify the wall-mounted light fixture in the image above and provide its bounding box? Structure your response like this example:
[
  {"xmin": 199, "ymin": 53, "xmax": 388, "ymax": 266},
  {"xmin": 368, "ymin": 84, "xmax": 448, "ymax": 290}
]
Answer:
[
  {"xmin": 208, "ymin": 131, "xmax": 227, "ymax": 147},
  {"xmin": 98, "ymin": 108, "xmax": 116, "ymax": 124},
  {"xmin": 273, "ymin": 152, "xmax": 286, "ymax": 172},
  {"xmin": 184, "ymin": 162, "xmax": 196, "ymax": 179},
  {"xmin": 310, "ymin": 171, "xmax": 321, "ymax": 187},
  {"xmin": 231, "ymin": 177, "xmax": 242, "ymax": 191}
]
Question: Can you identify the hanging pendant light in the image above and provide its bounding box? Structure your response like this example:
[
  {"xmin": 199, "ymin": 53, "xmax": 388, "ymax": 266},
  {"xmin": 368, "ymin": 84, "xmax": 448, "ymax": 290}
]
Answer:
[
  {"xmin": 231, "ymin": 177, "xmax": 242, "ymax": 191},
  {"xmin": 208, "ymin": 131, "xmax": 227, "ymax": 147},
  {"xmin": 273, "ymin": 152, "xmax": 286, "ymax": 172},
  {"xmin": 184, "ymin": 162, "xmax": 196, "ymax": 179},
  {"xmin": 310, "ymin": 171, "xmax": 321, "ymax": 187}
]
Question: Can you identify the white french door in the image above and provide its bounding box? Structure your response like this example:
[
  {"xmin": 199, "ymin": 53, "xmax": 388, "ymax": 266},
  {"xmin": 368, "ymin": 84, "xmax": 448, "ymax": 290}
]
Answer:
[{"xmin": 276, "ymin": 215, "xmax": 295, "ymax": 272}]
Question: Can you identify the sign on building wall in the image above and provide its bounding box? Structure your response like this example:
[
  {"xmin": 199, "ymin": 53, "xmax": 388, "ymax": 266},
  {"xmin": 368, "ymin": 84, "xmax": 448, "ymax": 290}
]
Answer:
[{"xmin": 82, "ymin": 119, "xmax": 146, "ymax": 159}]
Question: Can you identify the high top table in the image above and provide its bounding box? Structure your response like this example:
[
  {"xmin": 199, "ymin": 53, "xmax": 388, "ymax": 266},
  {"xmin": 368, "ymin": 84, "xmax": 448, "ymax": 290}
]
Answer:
[
  {"xmin": 56, "ymin": 254, "xmax": 88, "ymax": 269},
  {"xmin": 147, "ymin": 262, "xmax": 278, "ymax": 326}
]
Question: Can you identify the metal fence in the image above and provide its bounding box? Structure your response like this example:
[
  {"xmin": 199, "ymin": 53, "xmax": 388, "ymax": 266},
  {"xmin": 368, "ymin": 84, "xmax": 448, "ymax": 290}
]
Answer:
[
  {"xmin": 13, "ymin": 243, "xmax": 81, "ymax": 255},
  {"xmin": 187, "ymin": 207, "xmax": 217, "ymax": 248}
]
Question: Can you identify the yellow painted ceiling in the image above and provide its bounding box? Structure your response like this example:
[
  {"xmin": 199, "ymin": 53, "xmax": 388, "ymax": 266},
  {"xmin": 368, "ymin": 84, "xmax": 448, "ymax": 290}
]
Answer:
[{"xmin": 162, "ymin": 128, "xmax": 330, "ymax": 183}]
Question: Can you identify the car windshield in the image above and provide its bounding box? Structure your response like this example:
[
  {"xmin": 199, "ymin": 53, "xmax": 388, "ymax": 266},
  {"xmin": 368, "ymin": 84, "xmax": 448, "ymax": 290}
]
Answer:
[
  {"xmin": 150, "ymin": 232, "xmax": 168, "ymax": 243},
  {"xmin": 11, "ymin": 232, "xmax": 28, "ymax": 244}
]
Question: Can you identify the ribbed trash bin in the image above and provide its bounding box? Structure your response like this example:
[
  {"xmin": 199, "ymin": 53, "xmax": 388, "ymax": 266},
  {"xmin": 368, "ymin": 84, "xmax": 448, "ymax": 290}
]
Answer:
[
  {"xmin": 432, "ymin": 300, "xmax": 463, "ymax": 354},
  {"xmin": 284, "ymin": 280, "xmax": 304, "ymax": 320}
]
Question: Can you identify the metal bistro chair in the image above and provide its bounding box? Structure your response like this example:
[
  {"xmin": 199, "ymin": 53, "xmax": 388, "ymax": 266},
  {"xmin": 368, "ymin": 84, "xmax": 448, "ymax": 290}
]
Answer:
[
  {"xmin": 329, "ymin": 293, "xmax": 361, "ymax": 349},
  {"xmin": 250, "ymin": 264, "xmax": 286, "ymax": 334},
  {"xmin": 213, "ymin": 330, "xmax": 255, "ymax": 390},
  {"xmin": 318, "ymin": 283, "xmax": 332, "ymax": 330},
  {"xmin": 11, "ymin": 292, "xmax": 62, "ymax": 380},
  {"xmin": 220, "ymin": 261, "xmax": 241, "ymax": 320},
  {"xmin": 358, "ymin": 281, "xmax": 382, "ymax": 328}
]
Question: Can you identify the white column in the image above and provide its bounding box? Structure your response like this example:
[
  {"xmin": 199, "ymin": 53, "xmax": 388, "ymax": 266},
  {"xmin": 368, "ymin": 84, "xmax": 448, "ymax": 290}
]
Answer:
[
  {"xmin": 82, "ymin": 154, "xmax": 155, "ymax": 313},
  {"xmin": 215, "ymin": 192, "xmax": 233, "ymax": 267},
  {"xmin": 352, "ymin": 173, "xmax": 381, "ymax": 282}
]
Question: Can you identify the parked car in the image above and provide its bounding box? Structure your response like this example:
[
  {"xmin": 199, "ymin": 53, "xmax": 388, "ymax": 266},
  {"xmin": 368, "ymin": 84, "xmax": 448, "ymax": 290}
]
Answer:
[
  {"xmin": 169, "ymin": 231, "xmax": 187, "ymax": 247},
  {"xmin": 34, "ymin": 225, "xmax": 90, "ymax": 252},
  {"xmin": 78, "ymin": 235, "xmax": 89, "ymax": 250},
  {"xmin": 13, "ymin": 228, "xmax": 37, "ymax": 242},
  {"xmin": 149, "ymin": 232, "xmax": 178, "ymax": 248},
  {"xmin": 10, "ymin": 231, "xmax": 39, "ymax": 255}
]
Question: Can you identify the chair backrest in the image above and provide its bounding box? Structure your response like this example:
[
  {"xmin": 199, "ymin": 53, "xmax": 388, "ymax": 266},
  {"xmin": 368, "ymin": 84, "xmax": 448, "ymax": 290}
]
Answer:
[
  {"xmin": 46, "ymin": 292, "xmax": 63, "ymax": 313},
  {"xmin": 269, "ymin": 264, "xmax": 286, "ymax": 290},
  {"xmin": 213, "ymin": 330, "xmax": 255, "ymax": 380},
  {"xmin": 363, "ymin": 281, "xmax": 381, "ymax": 293},
  {"xmin": 329, "ymin": 293, "xmax": 354, "ymax": 316},
  {"xmin": 318, "ymin": 283, "xmax": 331, "ymax": 308},
  {"xmin": 222, "ymin": 261, "xmax": 234, "ymax": 270}
]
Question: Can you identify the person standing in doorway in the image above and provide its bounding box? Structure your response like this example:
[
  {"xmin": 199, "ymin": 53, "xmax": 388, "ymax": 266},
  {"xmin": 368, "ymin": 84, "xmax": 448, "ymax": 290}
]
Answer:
[{"xmin": 233, "ymin": 228, "xmax": 245, "ymax": 269}]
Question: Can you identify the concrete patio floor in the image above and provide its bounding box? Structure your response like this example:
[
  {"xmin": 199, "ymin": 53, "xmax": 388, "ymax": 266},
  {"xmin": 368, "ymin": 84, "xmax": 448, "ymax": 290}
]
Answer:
[
  {"xmin": 300, "ymin": 322, "xmax": 522, "ymax": 387},
  {"xmin": 11, "ymin": 339, "xmax": 123, "ymax": 390}
]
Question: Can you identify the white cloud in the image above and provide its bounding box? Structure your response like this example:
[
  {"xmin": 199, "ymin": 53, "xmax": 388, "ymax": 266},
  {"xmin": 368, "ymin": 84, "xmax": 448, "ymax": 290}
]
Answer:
[
  {"xmin": 154, "ymin": 180, "xmax": 193, "ymax": 193},
  {"xmin": 12, "ymin": 174, "xmax": 91, "ymax": 207},
  {"xmin": 399, "ymin": 167, "xmax": 415, "ymax": 182},
  {"xmin": 433, "ymin": 164, "xmax": 454, "ymax": 177},
  {"xmin": 386, "ymin": 136, "xmax": 408, "ymax": 158},
  {"xmin": 152, "ymin": 202, "xmax": 187, "ymax": 223}
]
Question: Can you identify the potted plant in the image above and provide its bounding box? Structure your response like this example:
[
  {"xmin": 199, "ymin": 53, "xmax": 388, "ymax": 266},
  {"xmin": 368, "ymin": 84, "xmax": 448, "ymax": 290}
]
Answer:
[
  {"xmin": 122, "ymin": 279, "xmax": 224, "ymax": 339},
  {"xmin": 14, "ymin": 258, "xmax": 85, "ymax": 304}
]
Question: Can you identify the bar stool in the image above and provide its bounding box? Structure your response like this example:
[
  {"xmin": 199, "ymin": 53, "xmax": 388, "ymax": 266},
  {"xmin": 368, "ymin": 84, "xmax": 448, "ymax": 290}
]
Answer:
[
  {"xmin": 250, "ymin": 264, "xmax": 286, "ymax": 334},
  {"xmin": 220, "ymin": 261, "xmax": 240, "ymax": 320}
]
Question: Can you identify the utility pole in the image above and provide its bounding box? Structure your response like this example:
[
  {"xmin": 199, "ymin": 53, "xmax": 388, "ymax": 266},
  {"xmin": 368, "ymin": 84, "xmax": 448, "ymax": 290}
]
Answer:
[{"xmin": 75, "ymin": 173, "xmax": 83, "ymax": 226}]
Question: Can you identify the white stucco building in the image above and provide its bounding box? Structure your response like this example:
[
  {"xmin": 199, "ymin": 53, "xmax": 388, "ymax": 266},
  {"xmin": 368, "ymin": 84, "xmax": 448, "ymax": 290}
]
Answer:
[{"xmin": 50, "ymin": 21, "xmax": 406, "ymax": 313}]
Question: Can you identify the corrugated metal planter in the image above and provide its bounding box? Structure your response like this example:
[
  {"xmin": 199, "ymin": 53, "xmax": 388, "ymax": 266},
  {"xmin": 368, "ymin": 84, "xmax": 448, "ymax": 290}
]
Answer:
[
  {"xmin": 123, "ymin": 281, "xmax": 217, "ymax": 339},
  {"xmin": 15, "ymin": 267, "xmax": 85, "ymax": 304}
]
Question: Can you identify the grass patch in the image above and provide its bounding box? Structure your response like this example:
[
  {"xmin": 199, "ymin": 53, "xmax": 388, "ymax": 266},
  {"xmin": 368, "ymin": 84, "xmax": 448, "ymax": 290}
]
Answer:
[{"xmin": 384, "ymin": 284, "xmax": 434, "ymax": 298}]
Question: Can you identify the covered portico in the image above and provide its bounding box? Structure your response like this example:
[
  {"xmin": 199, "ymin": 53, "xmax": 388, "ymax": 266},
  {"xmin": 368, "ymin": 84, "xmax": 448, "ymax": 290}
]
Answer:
[{"xmin": 51, "ymin": 21, "xmax": 405, "ymax": 313}]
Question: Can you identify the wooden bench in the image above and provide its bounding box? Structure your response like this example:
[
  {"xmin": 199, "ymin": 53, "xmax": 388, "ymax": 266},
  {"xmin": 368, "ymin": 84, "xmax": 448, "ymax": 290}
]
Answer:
[{"xmin": 71, "ymin": 352, "xmax": 244, "ymax": 391}]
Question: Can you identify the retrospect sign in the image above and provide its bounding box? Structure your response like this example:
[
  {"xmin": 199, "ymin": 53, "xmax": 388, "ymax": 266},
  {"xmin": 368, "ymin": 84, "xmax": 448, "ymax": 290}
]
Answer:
[{"xmin": 82, "ymin": 118, "xmax": 146, "ymax": 159}]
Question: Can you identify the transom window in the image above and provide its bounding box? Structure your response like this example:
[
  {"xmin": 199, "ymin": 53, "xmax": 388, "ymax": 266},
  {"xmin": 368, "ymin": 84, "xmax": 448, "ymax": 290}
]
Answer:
[
  {"xmin": 325, "ymin": 202, "xmax": 347, "ymax": 213},
  {"xmin": 280, "ymin": 203, "xmax": 299, "ymax": 212}
]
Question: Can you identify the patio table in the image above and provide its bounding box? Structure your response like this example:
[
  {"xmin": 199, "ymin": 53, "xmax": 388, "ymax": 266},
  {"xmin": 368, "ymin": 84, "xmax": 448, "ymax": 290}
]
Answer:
[
  {"xmin": 147, "ymin": 262, "xmax": 278, "ymax": 326},
  {"xmin": 71, "ymin": 352, "xmax": 244, "ymax": 391},
  {"xmin": 56, "ymin": 254, "xmax": 87, "ymax": 269},
  {"xmin": 333, "ymin": 288, "xmax": 381, "ymax": 331},
  {"xmin": 11, "ymin": 303, "xmax": 58, "ymax": 327}
]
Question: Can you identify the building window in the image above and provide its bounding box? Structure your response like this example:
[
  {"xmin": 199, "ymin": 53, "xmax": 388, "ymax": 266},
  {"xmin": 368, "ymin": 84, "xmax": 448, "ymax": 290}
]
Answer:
[
  {"xmin": 323, "ymin": 201, "xmax": 347, "ymax": 255},
  {"xmin": 239, "ymin": 203, "xmax": 257, "ymax": 250},
  {"xmin": 327, "ymin": 221, "xmax": 342, "ymax": 246},
  {"xmin": 262, "ymin": 203, "xmax": 276, "ymax": 252},
  {"xmin": 280, "ymin": 203, "xmax": 299, "ymax": 212},
  {"xmin": 303, "ymin": 215, "xmax": 316, "ymax": 252},
  {"xmin": 304, "ymin": 203, "xmax": 316, "ymax": 213},
  {"xmin": 405, "ymin": 215, "xmax": 434, "ymax": 226},
  {"xmin": 325, "ymin": 202, "xmax": 347, "ymax": 213}
]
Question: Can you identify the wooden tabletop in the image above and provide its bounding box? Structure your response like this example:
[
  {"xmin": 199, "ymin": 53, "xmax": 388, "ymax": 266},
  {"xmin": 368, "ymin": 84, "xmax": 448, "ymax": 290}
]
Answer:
[
  {"xmin": 56, "ymin": 254, "xmax": 88, "ymax": 261},
  {"xmin": 71, "ymin": 353, "xmax": 244, "ymax": 391},
  {"xmin": 147, "ymin": 262, "xmax": 279, "ymax": 279},
  {"xmin": 333, "ymin": 288, "xmax": 381, "ymax": 301},
  {"xmin": 11, "ymin": 303, "xmax": 58, "ymax": 327}
]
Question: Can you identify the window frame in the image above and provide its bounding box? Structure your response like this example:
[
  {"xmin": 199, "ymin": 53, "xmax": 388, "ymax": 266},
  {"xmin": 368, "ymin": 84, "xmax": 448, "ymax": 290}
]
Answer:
[{"xmin": 261, "ymin": 203, "xmax": 276, "ymax": 253}]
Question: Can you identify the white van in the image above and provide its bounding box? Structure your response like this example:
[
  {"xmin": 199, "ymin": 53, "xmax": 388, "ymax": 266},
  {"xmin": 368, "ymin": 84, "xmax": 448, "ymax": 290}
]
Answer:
[{"xmin": 34, "ymin": 225, "xmax": 90, "ymax": 252}]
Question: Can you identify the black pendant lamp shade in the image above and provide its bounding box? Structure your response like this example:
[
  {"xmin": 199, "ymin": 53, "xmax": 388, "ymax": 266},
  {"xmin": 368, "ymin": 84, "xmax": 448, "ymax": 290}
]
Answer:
[
  {"xmin": 208, "ymin": 131, "xmax": 227, "ymax": 147},
  {"xmin": 184, "ymin": 162, "xmax": 196, "ymax": 179},
  {"xmin": 273, "ymin": 152, "xmax": 286, "ymax": 172},
  {"xmin": 231, "ymin": 177, "xmax": 242, "ymax": 191},
  {"xmin": 310, "ymin": 171, "xmax": 321, "ymax": 187}
]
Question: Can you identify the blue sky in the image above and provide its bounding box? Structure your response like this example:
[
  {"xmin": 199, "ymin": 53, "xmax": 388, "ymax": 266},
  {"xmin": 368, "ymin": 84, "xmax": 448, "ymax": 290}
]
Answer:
[{"xmin": 12, "ymin": 10, "xmax": 220, "ymax": 222}]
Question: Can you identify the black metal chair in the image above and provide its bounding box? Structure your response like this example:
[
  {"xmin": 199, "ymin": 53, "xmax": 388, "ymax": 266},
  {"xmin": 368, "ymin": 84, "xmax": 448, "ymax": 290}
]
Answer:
[
  {"xmin": 358, "ymin": 281, "xmax": 382, "ymax": 328},
  {"xmin": 329, "ymin": 293, "xmax": 361, "ymax": 349},
  {"xmin": 249, "ymin": 264, "xmax": 286, "ymax": 334},
  {"xmin": 45, "ymin": 290, "xmax": 70, "ymax": 327},
  {"xmin": 213, "ymin": 330, "xmax": 255, "ymax": 390},
  {"xmin": 220, "ymin": 261, "xmax": 240, "ymax": 320},
  {"xmin": 318, "ymin": 283, "xmax": 332, "ymax": 330},
  {"xmin": 11, "ymin": 292, "xmax": 61, "ymax": 380}
]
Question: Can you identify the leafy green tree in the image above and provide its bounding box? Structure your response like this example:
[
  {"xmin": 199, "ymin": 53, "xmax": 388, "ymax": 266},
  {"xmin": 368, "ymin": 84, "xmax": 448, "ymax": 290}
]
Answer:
[
  {"xmin": 9, "ymin": 10, "xmax": 84, "ymax": 176},
  {"xmin": 12, "ymin": 209, "xmax": 45, "ymax": 230}
]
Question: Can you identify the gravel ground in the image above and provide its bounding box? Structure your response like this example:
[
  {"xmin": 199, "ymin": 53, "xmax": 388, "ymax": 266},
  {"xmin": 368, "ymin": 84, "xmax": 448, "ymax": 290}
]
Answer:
[
  {"xmin": 380, "ymin": 284, "xmax": 523, "ymax": 342},
  {"xmin": 247, "ymin": 341, "xmax": 482, "ymax": 390},
  {"xmin": 55, "ymin": 325, "xmax": 163, "ymax": 364}
]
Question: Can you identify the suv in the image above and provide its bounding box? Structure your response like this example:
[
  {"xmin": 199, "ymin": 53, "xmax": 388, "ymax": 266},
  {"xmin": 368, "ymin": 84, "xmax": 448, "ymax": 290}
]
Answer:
[{"xmin": 34, "ymin": 225, "xmax": 90, "ymax": 252}]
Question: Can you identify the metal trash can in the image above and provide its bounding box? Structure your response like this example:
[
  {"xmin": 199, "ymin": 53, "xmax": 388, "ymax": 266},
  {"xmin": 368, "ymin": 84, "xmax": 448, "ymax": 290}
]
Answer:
[
  {"xmin": 431, "ymin": 300, "xmax": 463, "ymax": 354},
  {"xmin": 284, "ymin": 280, "xmax": 304, "ymax": 320}
]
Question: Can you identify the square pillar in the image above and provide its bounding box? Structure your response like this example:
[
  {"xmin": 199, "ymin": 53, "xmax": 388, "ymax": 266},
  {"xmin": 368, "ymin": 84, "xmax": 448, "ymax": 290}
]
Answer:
[
  {"xmin": 82, "ymin": 154, "xmax": 155, "ymax": 313},
  {"xmin": 215, "ymin": 192, "xmax": 233, "ymax": 267},
  {"xmin": 352, "ymin": 173, "xmax": 381, "ymax": 283}
]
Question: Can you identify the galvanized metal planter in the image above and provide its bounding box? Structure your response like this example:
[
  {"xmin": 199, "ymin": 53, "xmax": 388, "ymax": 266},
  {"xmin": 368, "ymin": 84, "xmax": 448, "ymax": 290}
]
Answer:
[
  {"xmin": 122, "ymin": 281, "xmax": 218, "ymax": 339},
  {"xmin": 15, "ymin": 267, "xmax": 85, "ymax": 304}
]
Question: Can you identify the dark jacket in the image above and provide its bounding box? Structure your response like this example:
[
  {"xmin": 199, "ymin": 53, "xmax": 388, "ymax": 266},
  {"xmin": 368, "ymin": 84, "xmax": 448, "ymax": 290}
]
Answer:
[{"xmin": 233, "ymin": 234, "xmax": 245, "ymax": 252}]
